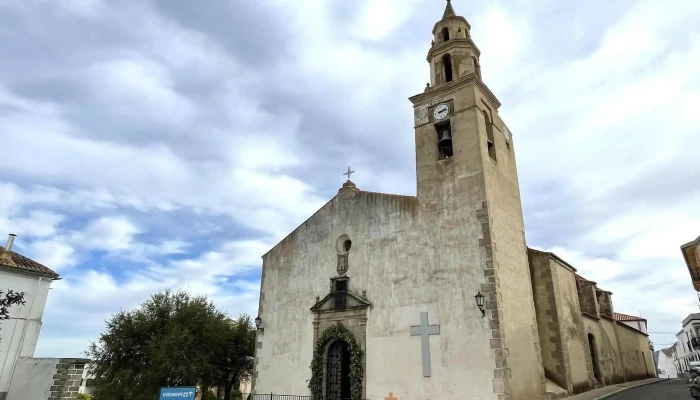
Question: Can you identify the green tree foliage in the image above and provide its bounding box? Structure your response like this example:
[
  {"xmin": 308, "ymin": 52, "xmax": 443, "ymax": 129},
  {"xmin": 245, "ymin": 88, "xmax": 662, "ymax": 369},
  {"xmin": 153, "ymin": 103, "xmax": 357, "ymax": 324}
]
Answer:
[
  {"xmin": 86, "ymin": 290, "xmax": 255, "ymax": 400},
  {"xmin": 76, "ymin": 393, "xmax": 91, "ymax": 400},
  {"xmin": 212, "ymin": 315, "xmax": 256, "ymax": 400},
  {"xmin": 0, "ymin": 289, "xmax": 25, "ymax": 344}
]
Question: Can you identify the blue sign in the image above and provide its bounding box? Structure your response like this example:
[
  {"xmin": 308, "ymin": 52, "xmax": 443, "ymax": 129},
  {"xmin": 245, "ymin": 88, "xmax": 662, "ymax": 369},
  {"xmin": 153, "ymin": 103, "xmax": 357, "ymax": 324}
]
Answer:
[{"xmin": 159, "ymin": 386, "xmax": 197, "ymax": 400}]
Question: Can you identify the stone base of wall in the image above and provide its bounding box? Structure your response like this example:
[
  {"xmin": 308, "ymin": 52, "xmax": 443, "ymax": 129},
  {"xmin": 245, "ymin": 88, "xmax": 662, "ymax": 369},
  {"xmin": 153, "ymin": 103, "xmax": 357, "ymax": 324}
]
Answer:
[
  {"xmin": 6, "ymin": 357, "xmax": 89, "ymax": 400},
  {"xmin": 50, "ymin": 358, "xmax": 89, "ymax": 400}
]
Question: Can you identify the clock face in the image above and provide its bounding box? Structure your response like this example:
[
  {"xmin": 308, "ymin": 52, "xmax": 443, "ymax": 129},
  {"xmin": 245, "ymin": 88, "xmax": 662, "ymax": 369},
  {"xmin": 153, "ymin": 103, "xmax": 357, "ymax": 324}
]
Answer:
[{"xmin": 433, "ymin": 104, "xmax": 449, "ymax": 120}]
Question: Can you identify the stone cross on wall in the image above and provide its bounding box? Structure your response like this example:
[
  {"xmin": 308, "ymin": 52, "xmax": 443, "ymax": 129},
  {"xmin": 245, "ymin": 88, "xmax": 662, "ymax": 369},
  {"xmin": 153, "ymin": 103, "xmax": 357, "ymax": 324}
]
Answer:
[{"xmin": 410, "ymin": 312, "xmax": 440, "ymax": 377}]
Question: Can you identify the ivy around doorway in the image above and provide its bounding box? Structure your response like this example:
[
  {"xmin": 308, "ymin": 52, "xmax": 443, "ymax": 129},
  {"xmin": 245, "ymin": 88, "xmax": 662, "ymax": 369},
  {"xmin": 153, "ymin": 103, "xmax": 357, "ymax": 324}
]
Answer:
[{"xmin": 309, "ymin": 324, "xmax": 364, "ymax": 400}]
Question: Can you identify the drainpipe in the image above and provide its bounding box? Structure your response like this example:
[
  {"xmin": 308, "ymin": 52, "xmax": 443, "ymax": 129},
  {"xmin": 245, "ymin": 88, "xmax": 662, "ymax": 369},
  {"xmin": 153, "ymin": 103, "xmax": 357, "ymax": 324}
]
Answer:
[{"xmin": 6, "ymin": 276, "xmax": 43, "ymax": 389}]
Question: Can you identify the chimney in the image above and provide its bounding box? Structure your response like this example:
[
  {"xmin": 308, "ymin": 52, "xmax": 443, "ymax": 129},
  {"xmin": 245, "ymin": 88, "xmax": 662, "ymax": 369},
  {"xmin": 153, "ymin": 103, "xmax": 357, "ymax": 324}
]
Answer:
[{"xmin": 0, "ymin": 234, "xmax": 18, "ymax": 267}]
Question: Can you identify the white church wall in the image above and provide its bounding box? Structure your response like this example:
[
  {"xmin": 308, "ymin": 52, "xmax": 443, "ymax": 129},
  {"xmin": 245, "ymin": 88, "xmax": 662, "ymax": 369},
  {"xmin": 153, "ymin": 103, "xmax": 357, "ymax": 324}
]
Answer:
[
  {"xmin": 478, "ymin": 94, "xmax": 545, "ymax": 398},
  {"xmin": 255, "ymin": 186, "xmax": 499, "ymax": 400}
]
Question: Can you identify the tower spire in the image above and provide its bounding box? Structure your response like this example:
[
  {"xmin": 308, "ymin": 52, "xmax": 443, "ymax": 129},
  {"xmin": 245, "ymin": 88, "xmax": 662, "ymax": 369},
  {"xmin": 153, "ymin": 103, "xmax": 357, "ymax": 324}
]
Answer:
[{"xmin": 443, "ymin": 0, "xmax": 456, "ymax": 18}]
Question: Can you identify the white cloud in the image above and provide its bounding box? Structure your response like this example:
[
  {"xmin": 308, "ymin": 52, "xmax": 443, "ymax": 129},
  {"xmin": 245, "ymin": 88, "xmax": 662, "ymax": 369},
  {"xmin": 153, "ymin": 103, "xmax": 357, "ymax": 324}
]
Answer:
[
  {"xmin": 0, "ymin": 0, "xmax": 696, "ymax": 360},
  {"xmin": 472, "ymin": 2, "xmax": 533, "ymax": 92},
  {"xmin": 348, "ymin": 0, "xmax": 424, "ymax": 42},
  {"xmin": 83, "ymin": 57, "xmax": 197, "ymax": 127},
  {"xmin": 28, "ymin": 239, "xmax": 77, "ymax": 271},
  {"xmin": 72, "ymin": 216, "xmax": 141, "ymax": 252}
]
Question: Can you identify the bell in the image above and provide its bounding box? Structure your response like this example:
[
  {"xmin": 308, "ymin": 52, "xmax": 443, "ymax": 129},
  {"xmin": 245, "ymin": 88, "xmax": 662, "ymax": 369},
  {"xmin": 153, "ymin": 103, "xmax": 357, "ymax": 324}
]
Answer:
[{"xmin": 437, "ymin": 128, "xmax": 452, "ymax": 146}]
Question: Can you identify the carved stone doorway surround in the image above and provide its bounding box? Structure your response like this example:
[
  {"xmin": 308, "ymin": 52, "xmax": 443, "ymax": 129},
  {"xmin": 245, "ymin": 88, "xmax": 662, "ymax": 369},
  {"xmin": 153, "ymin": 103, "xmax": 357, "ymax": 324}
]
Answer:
[{"xmin": 310, "ymin": 278, "xmax": 370, "ymax": 400}]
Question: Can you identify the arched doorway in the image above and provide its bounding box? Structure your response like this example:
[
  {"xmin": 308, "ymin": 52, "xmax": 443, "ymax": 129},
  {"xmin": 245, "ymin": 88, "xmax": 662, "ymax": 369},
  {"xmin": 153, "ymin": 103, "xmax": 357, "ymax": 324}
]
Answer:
[
  {"xmin": 309, "ymin": 323, "xmax": 364, "ymax": 400},
  {"xmin": 326, "ymin": 340, "xmax": 351, "ymax": 399}
]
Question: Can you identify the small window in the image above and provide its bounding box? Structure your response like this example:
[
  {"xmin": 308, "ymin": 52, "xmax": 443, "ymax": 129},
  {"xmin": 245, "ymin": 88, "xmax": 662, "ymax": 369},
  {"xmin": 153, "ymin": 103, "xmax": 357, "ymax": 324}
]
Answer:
[
  {"xmin": 441, "ymin": 27, "xmax": 450, "ymax": 42},
  {"xmin": 442, "ymin": 54, "xmax": 453, "ymax": 83},
  {"xmin": 483, "ymin": 111, "xmax": 497, "ymax": 161},
  {"xmin": 335, "ymin": 280, "xmax": 347, "ymax": 292}
]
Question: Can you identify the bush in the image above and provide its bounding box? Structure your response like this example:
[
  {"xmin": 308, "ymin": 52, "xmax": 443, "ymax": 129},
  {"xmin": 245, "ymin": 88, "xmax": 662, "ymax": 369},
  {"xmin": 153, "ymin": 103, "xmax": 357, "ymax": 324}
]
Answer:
[{"xmin": 201, "ymin": 391, "xmax": 218, "ymax": 400}]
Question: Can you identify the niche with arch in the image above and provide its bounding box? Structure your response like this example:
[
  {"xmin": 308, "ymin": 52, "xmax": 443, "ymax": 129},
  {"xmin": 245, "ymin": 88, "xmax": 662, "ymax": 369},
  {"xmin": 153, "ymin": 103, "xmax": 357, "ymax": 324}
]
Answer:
[
  {"xmin": 336, "ymin": 234, "xmax": 352, "ymax": 255},
  {"xmin": 335, "ymin": 234, "xmax": 352, "ymax": 276}
]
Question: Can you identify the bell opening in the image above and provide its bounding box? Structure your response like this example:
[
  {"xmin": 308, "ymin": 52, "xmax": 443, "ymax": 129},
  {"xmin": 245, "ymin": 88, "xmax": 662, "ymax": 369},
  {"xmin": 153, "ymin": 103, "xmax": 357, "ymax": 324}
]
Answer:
[{"xmin": 436, "ymin": 124, "xmax": 453, "ymax": 159}]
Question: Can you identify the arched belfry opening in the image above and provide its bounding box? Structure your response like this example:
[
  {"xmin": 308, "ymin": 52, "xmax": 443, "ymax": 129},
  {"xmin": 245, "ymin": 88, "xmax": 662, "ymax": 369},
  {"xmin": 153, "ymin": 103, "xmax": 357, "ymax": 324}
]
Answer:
[
  {"xmin": 441, "ymin": 27, "xmax": 450, "ymax": 42},
  {"xmin": 442, "ymin": 53, "xmax": 453, "ymax": 83}
]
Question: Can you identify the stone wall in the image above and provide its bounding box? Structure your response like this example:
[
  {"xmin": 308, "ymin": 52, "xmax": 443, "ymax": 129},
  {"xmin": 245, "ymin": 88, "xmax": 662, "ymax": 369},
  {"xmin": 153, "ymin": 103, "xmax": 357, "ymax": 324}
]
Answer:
[
  {"xmin": 615, "ymin": 322, "xmax": 655, "ymax": 381},
  {"xmin": 575, "ymin": 278, "xmax": 598, "ymax": 317},
  {"xmin": 596, "ymin": 290, "xmax": 613, "ymax": 318},
  {"xmin": 50, "ymin": 358, "xmax": 88, "ymax": 399},
  {"xmin": 551, "ymin": 259, "xmax": 593, "ymax": 394},
  {"xmin": 528, "ymin": 250, "xmax": 567, "ymax": 389},
  {"xmin": 6, "ymin": 357, "xmax": 89, "ymax": 400},
  {"xmin": 581, "ymin": 316, "xmax": 625, "ymax": 385}
]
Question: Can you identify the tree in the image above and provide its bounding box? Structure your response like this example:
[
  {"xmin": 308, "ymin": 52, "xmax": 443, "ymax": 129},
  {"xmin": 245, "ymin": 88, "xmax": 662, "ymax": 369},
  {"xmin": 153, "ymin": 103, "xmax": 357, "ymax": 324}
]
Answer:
[
  {"xmin": 86, "ymin": 290, "xmax": 234, "ymax": 400},
  {"xmin": 0, "ymin": 289, "xmax": 25, "ymax": 344},
  {"xmin": 212, "ymin": 315, "xmax": 256, "ymax": 400}
]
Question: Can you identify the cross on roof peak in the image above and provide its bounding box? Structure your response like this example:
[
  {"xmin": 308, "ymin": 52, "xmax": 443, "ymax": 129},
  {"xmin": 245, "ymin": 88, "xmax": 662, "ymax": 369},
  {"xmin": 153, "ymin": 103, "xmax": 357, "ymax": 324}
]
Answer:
[{"xmin": 343, "ymin": 167, "xmax": 355, "ymax": 181}]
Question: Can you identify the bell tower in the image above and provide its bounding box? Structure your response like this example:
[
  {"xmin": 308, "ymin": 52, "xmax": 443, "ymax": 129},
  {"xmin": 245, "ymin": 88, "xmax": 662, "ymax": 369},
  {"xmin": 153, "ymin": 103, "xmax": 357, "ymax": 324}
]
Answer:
[
  {"xmin": 409, "ymin": 0, "xmax": 514, "ymax": 203},
  {"xmin": 429, "ymin": 0, "xmax": 482, "ymax": 88},
  {"xmin": 409, "ymin": 1, "xmax": 545, "ymax": 398}
]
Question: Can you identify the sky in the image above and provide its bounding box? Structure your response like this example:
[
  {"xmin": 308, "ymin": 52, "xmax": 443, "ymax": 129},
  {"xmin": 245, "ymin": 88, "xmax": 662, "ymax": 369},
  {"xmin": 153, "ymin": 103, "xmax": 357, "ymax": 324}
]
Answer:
[{"xmin": 0, "ymin": 0, "xmax": 699, "ymax": 357}]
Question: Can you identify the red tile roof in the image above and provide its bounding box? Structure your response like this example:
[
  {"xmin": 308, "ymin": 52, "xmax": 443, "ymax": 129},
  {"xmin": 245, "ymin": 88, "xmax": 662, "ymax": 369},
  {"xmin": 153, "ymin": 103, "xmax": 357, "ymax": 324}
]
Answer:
[
  {"xmin": 0, "ymin": 246, "xmax": 59, "ymax": 279},
  {"xmin": 613, "ymin": 312, "xmax": 646, "ymax": 322}
]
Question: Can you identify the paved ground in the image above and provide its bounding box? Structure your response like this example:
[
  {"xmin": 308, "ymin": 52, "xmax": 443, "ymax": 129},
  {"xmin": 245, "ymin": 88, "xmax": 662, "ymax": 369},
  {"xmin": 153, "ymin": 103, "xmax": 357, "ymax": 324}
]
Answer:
[{"xmin": 607, "ymin": 378, "xmax": 690, "ymax": 399}]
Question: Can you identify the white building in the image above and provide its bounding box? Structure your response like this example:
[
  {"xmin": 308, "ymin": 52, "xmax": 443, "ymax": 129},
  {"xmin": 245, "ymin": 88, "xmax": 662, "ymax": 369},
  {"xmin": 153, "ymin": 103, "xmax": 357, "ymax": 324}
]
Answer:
[
  {"xmin": 656, "ymin": 347, "xmax": 679, "ymax": 378},
  {"xmin": 0, "ymin": 234, "xmax": 59, "ymax": 400},
  {"xmin": 674, "ymin": 313, "xmax": 700, "ymax": 373},
  {"xmin": 613, "ymin": 312, "xmax": 648, "ymax": 334}
]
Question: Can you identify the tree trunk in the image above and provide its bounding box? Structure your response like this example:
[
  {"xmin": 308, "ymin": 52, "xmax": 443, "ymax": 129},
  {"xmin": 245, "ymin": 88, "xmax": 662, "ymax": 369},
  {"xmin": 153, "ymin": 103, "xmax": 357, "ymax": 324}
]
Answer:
[{"xmin": 223, "ymin": 383, "xmax": 232, "ymax": 400}]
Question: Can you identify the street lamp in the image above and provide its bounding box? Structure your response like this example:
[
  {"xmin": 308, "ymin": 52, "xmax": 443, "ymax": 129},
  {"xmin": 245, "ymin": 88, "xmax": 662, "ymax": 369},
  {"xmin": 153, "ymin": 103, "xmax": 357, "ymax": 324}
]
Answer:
[
  {"xmin": 255, "ymin": 315, "xmax": 262, "ymax": 330},
  {"xmin": 474, "ymin": 291, "xmax": 485, "ymax": 317}
]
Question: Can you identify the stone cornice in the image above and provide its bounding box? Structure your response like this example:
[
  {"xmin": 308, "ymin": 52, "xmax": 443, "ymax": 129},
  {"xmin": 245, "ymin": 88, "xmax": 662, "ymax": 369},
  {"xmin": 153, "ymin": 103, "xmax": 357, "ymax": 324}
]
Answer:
[
  {"xmin": 426, "ymin": 38, "xmax": 481, "ymax": 62},
  {"xmin": 409, "ymin": 73, "xmax": 501, "ymax": 111}
]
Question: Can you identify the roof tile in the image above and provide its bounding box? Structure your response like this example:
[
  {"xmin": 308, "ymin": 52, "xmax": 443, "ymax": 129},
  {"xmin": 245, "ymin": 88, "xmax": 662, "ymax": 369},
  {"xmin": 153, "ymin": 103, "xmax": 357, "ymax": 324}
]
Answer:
[
  {"xmin": 0, "ymin": 246, "xmax": 59, "ymax": 279},
  {"xmin": 613, "ymin": 312, "xmax": 646, "ymax": 322}
]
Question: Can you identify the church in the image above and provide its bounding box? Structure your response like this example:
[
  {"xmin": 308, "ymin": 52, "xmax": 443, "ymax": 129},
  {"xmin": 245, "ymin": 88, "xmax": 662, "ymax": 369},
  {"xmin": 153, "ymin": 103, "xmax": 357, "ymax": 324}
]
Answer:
[{"xmin": 250, "ymin": 1, "xmax": 655, "ymax": 399}]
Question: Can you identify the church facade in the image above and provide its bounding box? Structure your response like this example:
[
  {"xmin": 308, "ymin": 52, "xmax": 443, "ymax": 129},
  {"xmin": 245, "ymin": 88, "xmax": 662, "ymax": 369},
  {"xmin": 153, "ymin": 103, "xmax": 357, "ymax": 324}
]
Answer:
[{"xmin": 250, "ymin": 2, "xmax": 655, "ymax": 399}]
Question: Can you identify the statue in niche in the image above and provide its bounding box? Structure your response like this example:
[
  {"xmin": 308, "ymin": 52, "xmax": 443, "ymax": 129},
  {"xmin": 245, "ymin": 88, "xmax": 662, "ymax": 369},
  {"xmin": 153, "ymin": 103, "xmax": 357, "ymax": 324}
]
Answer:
[{"xmin": 337, "ymin": 253, "xmax": 349, "ymax": 275}]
